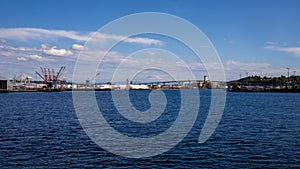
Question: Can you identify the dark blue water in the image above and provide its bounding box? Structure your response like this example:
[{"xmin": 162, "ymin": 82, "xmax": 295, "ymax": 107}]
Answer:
[{"xmin": 0, "ymin": 90, "xmax": 299, "ymax": 168}]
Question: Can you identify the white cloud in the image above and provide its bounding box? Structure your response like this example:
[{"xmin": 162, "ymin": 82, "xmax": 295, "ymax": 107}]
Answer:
[
  {"xmin": 0, "ymin": 28, "xmax": 90, "ymax": 41},
  {"xmin": 43, "ymin": 46, "xmax": 73, "ymax": 57},
  {"xmin": 223, "ymin": 60, "xmax": 291, "ymax": 80},
  {"xmin": 124, "ymin": 37, "xmax": 163, "ymax": 45},
  {"xmin": 0, "ymin": 45, "xmax": 37, "ymax": 52},
  {"xmin": 41, "ymin": 44, "xmax": 50, "ymax": 49},
  {"xmin": 225, "ymin": 60, "xmax": 271, "ymax": 69},
  {"xmin": 266, "ymin": 41, "xmax": 277, "ymax": 45},
  {"xmin": 225, "ymin": 60, "xmax": 272, "ymax": 75},
  {"xmin": 146, "ymin": 51, "xmax": 158, "ymax": 56},
  {"xmin": 27, "ymin": 54, "xmax": 44, "ymax": 62},
  {"xmin": 92, "ymin": 32, "xmax": 163, "ymax": 45},
  {"xmin": 275, "ymin": 47, "xmax": 300, "ymax": 57},
  {"xmin": 0, "ymin": 44, "xmax": 42, "ymax": 58},
  {"xmin": 0, "ymin": 28, "xmax": 164, "ymax": 46},
  {"xmin": 1, "ymin": 44, "xmax": 74, "ymax": 58},
  {"xmin": 71, "ymin": 44, "xmax": 85, "ymax": 50},
  {"xmin": 265, "ymin": 44, "xmax": 300, "ymax": 57},
  {"xmin": 16, "ymin": 54, "xmax": 50, "ymax": 62},
  {"xmin": 17, "ymin": 57, "xmax": 27, "ymax": 61}
]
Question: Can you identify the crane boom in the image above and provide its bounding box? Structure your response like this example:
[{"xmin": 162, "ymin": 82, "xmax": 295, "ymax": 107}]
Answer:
[
  {"xmin": 56, "ymin": 66, "xmax": 65, "ymax": 81},
  {"xmin": 47, "ymin": 69, "xmax": 51, "ymax": 81},
  {"xmin": 52, "ymin": 69, "xmax": 55, "ymax": 81},
  {"xmin": 35, "ymin": 71, "xmax": 45, "ymax": 82},
  {"xmin": 40, "ymin": 67, "xmax": 45, "ymax": 76}
]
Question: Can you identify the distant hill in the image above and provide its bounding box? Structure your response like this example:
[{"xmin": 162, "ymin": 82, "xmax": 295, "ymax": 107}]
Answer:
[{"xmin": 227, "ymin": 75, "xmax": 300, "ymax": 92}]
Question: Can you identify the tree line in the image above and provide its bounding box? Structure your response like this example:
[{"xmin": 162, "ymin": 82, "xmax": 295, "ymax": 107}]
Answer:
[{"xmin": 228, "ymin": 75, "xmax": 300, "ymax": 87}]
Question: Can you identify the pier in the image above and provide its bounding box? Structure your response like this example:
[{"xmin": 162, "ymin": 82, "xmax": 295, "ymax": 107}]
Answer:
[{"xmin": 0, "ymin": 73, "xmax": 227, "ymax": 93}]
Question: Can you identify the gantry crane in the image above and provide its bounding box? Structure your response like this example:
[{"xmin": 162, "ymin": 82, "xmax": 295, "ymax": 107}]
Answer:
[{"xmin": 35, "ymin": 66, "xmax": 66, "ymax": 90}]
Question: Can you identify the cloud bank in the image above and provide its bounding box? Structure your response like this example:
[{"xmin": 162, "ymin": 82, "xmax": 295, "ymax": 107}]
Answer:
[
  {"xmin": 265, "ymin": 45, "xmax": 300, "ymax": 57},
  {"xmin": 0, "ymin": 28, "xmax": 90, "ymax": 41},
  {"xmin": 43, "ymin": 46, "xmax": 73, "ymax": 57},
  {"xmin": 71, "ymin": 44, "xmax": 85, "ymax": 50},
  {"xmin": 0, "ymin": 27, "xmax": 163, "ymax": 45}
]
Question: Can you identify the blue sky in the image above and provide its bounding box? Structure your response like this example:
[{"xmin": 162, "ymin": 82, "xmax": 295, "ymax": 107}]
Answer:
[{"xmin": 1, "ymin": 0, "xmax": 300, "ymax": 81}]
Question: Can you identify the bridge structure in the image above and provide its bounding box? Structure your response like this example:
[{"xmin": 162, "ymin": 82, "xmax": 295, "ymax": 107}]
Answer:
[{"xmin": 139, "ymin": 80, "xmax": 206, "ymax": 89}]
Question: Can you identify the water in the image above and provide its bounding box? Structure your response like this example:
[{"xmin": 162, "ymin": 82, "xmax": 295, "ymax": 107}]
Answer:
[{"xmin": 0, "ymin": 90, "xmax": 299, "ymax": 168}]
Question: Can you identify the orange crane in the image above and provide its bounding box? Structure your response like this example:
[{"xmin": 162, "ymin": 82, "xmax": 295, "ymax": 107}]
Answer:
[{"xmin": 35, "ymin": 66, "xmax": 66, "ymax": 89}]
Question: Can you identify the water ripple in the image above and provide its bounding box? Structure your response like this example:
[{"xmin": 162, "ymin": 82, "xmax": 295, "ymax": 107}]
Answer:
[{"xmin": 0, "ymin": 91, "xmax": 299, "ymax": 168}]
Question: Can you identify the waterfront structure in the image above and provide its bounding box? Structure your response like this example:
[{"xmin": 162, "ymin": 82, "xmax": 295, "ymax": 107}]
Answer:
[
  {"xmin": 0, "ymin": 76, "xmax": 9, "ymax": 92},
  {"xmin": 1, "ymin": 70, "xmax": 230, "ymax": 92},
  {"xmin": 35, "ymin": 66, "xmax": 66, "ymax": 91}
]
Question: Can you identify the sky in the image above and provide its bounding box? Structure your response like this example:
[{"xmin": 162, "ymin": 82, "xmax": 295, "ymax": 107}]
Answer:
[{"xmin": 1, "ymin": 0, "xmax": 300, "ymax": 82}]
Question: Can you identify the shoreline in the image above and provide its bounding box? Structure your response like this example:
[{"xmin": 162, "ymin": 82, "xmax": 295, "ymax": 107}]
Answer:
[
  {"xmin": 0, "ymin": 88, "xmax": 215, "ymax": 93},
  {"xmin": 229, "ymin": 88, "xmax": 300, "ymax": 93},
  {"xmin": 2, "ymin": 88, "xmax": 300, "ymax": 93}
]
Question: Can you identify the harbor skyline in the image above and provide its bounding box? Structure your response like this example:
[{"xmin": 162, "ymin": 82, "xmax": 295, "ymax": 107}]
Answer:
[{"xmin": 0, "ymin": 0, "xmax": 300, "ymax": 81}]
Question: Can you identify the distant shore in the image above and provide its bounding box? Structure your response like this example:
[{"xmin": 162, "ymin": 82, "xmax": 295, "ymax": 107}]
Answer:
[
  {"xmin": 229, "ymin": 88, "xmax": 300, "ymax": 93},
  {"xmin": 0, "ymin": 88, "xmax": 195, "ymax": 93}
]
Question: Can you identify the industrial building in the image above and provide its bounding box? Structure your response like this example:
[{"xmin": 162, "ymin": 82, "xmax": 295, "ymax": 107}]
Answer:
[{"xmin": 0, "ymin": 76, "xmax": 8, "ymax": 92}]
